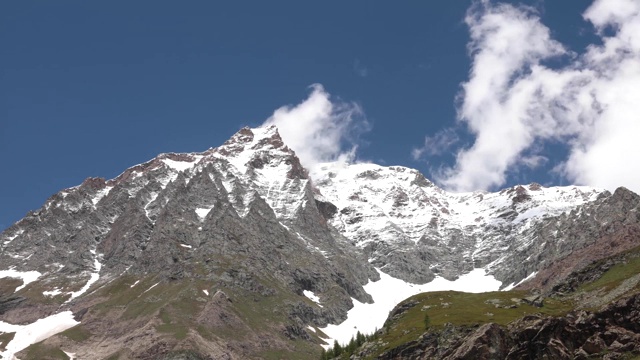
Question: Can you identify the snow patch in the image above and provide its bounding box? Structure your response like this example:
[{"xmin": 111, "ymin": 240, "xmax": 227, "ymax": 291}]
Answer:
[
  {"xmin": 3, "ymin": 229, "xmax": 24, "ymax": 245},
  {"xmin": 43, "ymin": 288, "xmax": 63, "ymax": 297},
  {"xmin": 319, "ymin": 268, "xmax": 502, "ymax": 347},
  {"xmin": 162, "ymin": 158, "xmax": 197, "ymax": 172},
  {"xmin": 203, "ymin": 289, "xmax": 209, "ymax": 296},
  {"xmin": 303, "ymin": 290, "xmax": 322, "ymax": 307},
  {"xmin": 130, "ymin": 280, "xmax": 140, "ymax": 288},
  {"xmin": 143, "ymin": 282, "xmax": 160, "ymax": 294},
  {"xmin": 502, "ymin": 271, "xmax": 538, "ymax": 291},
  {"xmin": 180, "ymin": 243, "xmax": 192, "ymax": 249},
  {"xmin": 67, "ymin": 256, "xmax": 102, "ymax": 302},
  {"xmin": 91, "ymin": 186, "xmax": 113, "ymax": 205},
  {"xmin": 0, "ymin": 269, "xmax": 42, "ymax": 292},
  {"xmin": 195, "ymin": 206, "xmax": 214, "ymax": 221},
  {"xmin": 144, "ymin": 192, "xmax": 160, "ymax": 220},
  {"xmin": 307, "ymin": 325, "xmax": 316, "ymax": 333},
  {"xmin": 0, "ymin": 311, "xmax": 79, "ymax": 360}
]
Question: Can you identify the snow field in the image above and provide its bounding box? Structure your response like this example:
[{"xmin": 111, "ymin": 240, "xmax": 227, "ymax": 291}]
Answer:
[
  {"xmin": 0, "ymin": 311, "xmax": 79, "ymax": 360},
  {"xmin": 0, "ymin": 269, "xmax": 42, "ymax": 292},
  {"xmin": 319, "ymin": 268, "xmax": 502, "ymax": 348}
]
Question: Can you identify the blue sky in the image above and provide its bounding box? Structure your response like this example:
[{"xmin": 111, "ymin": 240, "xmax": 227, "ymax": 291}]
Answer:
[{"xmin": 2, "ymin": 1, "xmax": 639, "ymax": 230}]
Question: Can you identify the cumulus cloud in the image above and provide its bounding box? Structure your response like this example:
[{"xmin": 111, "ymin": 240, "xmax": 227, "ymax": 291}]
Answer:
[
  {"xmin": 434, "ymin": 0, "xmax": 640, "ymax": 194},
  {"xmin": 262, "ymin": 84, "xmax": 369, "ymax": 171}
]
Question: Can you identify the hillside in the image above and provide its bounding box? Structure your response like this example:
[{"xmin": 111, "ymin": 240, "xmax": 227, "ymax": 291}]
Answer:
[{"xmin": 342, "ymin": 245, "xmax": 640, "ymax": 359}]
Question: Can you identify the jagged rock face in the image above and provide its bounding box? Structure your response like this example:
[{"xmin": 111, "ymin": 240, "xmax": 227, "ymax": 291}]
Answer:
[
  {"xmin": 312, "ymin": 162, "xmax": 607, "ymax": 285},
  {"xmin": 0, "ymin": 126, "xmax": 377, "ymax": 358},
  {"xmin": 513, "ymin": 187, "xmax": 640, "ymax": 292}
]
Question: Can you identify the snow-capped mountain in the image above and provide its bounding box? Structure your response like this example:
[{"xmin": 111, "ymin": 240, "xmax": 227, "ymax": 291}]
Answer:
[
  {"xmin": 1, "ymin": 125, "xmax": 639, "ymax": 359},
  {"xmin": 313, "ymin": 161, "xmax": 604, "ymax": 285}
]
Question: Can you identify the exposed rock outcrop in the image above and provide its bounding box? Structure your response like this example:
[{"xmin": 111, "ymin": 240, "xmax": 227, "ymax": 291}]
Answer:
[{"xmin": 371, "ymin": 293, "xmax": 640, "ymax": 360}]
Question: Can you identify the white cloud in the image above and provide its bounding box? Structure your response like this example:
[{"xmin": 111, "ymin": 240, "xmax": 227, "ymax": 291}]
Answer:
[
  {"xmin": 521, "ymin": 154, "xmax": 548, "ymax": 169},
  {"xmin": 353, "ymin": 59, "xmax": 368, "ymax": 78},
  {"xmin": 262, "ymin": 84, "xmax": 369, "ymax": 172},
  {"xmin": 433, "ymin": 0, "xmax": 640, "ymax": 194},
  {"xmin": 412, "ymin": 127, "xmax": 459, "ymax": 159}
]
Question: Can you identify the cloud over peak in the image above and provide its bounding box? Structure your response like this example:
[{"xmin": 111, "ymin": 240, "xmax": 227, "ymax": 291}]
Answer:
[{"xmin": 262, "ymin": 84, "xmax": 369, "ymax": 172}]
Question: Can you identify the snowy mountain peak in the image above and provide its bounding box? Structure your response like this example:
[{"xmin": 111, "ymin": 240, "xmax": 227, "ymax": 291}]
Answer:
[
  {"xmin": 210, "ymin": 125, "xmax": 308, "ymax": 181},
  {"xmin": 312, "ymin": 159, "xmax": 606, "ymax": 283}
]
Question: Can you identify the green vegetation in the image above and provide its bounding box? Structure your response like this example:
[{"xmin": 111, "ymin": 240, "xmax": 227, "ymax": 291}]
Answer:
[
  {"xmin": 258, "ymin": 339, "xmax": 319, "ymax": 360},
  {"xmin": 157, "ymin": 323, "xmax": 188, "ymax": 340},
  {"xmin": 346, "ymin": 247, "xmax": 640, "ymax": 359},
  {"xmin": 0, "ymin": 331, "xmax": 16, "ymax": 350},
  {"xmin": 2, "ymin": 276, "xmax": 71, "ymax": 305},
  {"xmin": 159, "ymin": 350, "xmax": 210, "ymax": 359},
  {"xmin": 406, "ymin": 290, "xmax": 569, "ymax": 326},
  {"xmin": 60, "ymin": 325, "xmax": 91, "ymax": 342},
  {"xmin": 104, "ymin": 351, "xmax": 122, "ymax": 360},
  {"xmin": 351, "ymin": 289, "xmax": 574, "ymax": 359},
  {"xmin": 0, "ymin": 278, "xmax": 22, "ymax": 295},
  {"xmin": 579, "ymin": 249, "xmax": 640, "ymax": 294},
  {"xmin": 23, "ymin": 342, "xmax": 70, "ymax": 359},
  {"xmin": 87, "ymin": 271, "xmax": 325, "ymax": 359}
]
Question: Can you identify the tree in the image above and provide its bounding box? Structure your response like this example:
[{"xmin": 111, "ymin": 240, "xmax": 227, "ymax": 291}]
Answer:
[
  {"xmin": 333, "ymin": 340, "xmax": 342, "ymax": 357},
  {"xmin": 346, "ymin": 336, "xmax": 356, "ymax": 354},
  {"xmin": 356, "ymin": 330, "xmax": 365, "ymax": 346}
]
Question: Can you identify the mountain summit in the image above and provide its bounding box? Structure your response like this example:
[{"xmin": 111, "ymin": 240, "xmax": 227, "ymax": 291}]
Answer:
[{"xmin": 2, "ymin": 126, "xmax": 640, "ymax": 359}]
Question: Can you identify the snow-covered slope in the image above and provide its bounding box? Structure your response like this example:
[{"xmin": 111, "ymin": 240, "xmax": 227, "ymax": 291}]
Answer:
[
  {"xmin": 319, "ymin": 268, "xmax": 503, "ymax": 346},
  {"xmin": 312, "ymin": 161, "xmax": 604, "ymax": 284}
]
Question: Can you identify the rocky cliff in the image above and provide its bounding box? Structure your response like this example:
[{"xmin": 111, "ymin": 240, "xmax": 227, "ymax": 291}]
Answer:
[{"xmin": 0, "ymin": 126, "xmax": 377, "ymax": 359}]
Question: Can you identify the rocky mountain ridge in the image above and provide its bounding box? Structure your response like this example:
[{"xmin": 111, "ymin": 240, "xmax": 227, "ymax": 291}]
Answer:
[
  {"xmin": 1, "ymin": 125, "xmax": 639, "ymax": 359},
  {"xmin": 312, "ymin": 161, "xmax": 606, "ymax": 285}
]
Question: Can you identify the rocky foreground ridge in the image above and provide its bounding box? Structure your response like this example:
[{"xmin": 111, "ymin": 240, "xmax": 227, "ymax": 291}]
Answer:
[
  {"xmin": 368, "ymin": 293, "xmax": 640, "ymax": 360},
  {"xmin": 1, "ymin": 125, "xmax": 640, "ymax": 359},
  {"xmin": 349, "ymin": 244, "xmax": 640, "ymax": 360}
]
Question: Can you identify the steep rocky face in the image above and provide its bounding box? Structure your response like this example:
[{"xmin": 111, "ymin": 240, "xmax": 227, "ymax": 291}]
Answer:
[
  {"xmin": 1, "ymin": 126, "xmax": 375, "ymax": 306},
  {"xmin": 0, "ymin": 126, "xmax": 376, "ymax": 359},
  {"xmin": 514, "ymin": 187, "xmax": 640, "ymax": 292}
]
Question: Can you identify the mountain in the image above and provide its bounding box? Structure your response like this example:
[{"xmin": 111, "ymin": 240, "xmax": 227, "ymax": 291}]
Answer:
[
  {"xmin": 1, "ymin": 125, "xmax": 640, "ymax": 359},
  {"xmin": 312, "ymin": 162, "xmax": 604, "ymax": 286}
]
